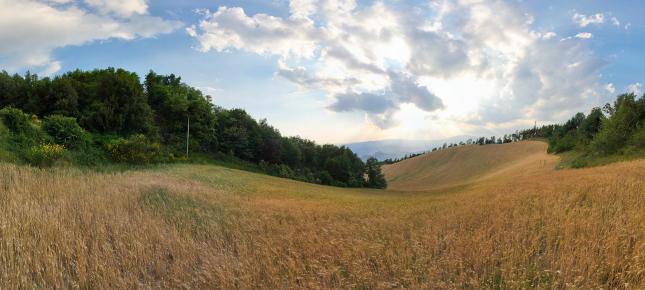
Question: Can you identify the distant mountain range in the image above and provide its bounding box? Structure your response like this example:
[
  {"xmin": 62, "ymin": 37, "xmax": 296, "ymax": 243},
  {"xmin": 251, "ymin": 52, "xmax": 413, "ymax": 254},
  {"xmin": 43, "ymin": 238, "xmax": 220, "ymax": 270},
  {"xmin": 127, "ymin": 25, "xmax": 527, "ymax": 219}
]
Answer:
[{"xmin": 344, "ymin": 136, "xmax": 475, "ymax": 161}]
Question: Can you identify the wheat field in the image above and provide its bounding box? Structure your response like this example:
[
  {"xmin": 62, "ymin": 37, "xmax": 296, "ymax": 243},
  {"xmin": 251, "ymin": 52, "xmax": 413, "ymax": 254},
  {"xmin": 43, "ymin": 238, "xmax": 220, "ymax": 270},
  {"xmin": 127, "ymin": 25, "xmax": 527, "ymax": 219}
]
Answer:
[{"xmin": 0, "ymin": 141, "xmax": 643, "ymax": 289}]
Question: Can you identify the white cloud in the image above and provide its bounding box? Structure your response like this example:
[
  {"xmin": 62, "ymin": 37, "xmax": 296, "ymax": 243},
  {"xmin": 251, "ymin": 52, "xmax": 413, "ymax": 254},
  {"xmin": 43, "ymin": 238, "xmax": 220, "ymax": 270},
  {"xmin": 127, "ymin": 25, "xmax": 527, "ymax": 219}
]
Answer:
[
  {"xmin": 188, "ymin": 6, "xmax": 318, "ymax": 58},
  {"xmin": 0, "ymin": 0, "xmax": 181, "ymax": 74},
  {"xmin": 611, "ymin": 17, "xmax": 620, "ymax": 26},
  {"xmin": 626, "ymin": 83, "xmax": 642, "ymax": 95},
  {"xmin": 605, "ymin": 83, "xmax": 616, "ymax": 94},
  {"xmin": 39, "ymin": 61, "xmax": 62, "ymax": 76},
  {"xmin": 473, "ymin": 37, "xmax": 605, "ymax": 124},
  {"xmin": 541, "ymin": 32, "xmax": 557, "ymax": 39},
  {"xmin": 575, "ymin": 32, "xmax": 593, "ymax": 39},
  {"xmin": 189, "ymin": 0, "xmax": 608, "ymax": 131},
  {"xmin": 84, "ymin": 0, "xmax": 148, "ymax": 17},
  {"xmin": 189, "ymin": 1, "xmax": 446, "ymax": 128},
  {"xmin": 572, "ymin": 12, "xmax": 604, "ymax": 27}
]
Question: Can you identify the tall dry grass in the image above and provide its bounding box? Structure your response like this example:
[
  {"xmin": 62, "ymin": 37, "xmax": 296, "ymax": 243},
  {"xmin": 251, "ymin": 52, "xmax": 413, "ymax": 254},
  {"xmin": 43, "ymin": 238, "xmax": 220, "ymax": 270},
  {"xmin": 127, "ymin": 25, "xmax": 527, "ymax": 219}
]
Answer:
[{"xmin": 0, "ymin": 143, "xmax": 643, "ymax": 288}]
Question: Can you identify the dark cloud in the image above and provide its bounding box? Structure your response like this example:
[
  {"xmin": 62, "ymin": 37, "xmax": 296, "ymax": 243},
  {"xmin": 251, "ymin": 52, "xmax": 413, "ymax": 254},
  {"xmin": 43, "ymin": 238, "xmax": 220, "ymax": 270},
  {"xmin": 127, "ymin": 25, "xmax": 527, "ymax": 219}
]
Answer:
[
  {"xmin": 405, "ymin": 29, "xmax": 471, "ymax": 77},
  {"xmin": 328, "ymin": 92, "xmax": 394, "ymax": 114},
  {"xmin": 389, "ymin": 72, "xmax": 444, "ymax": 111},
  {"xmin": 190, "ymin": 0, "xmax": 609, "ymax": 131},
  {"xmin": 328, "ymin": 72, "xmax": 444, "ymax": 128}
]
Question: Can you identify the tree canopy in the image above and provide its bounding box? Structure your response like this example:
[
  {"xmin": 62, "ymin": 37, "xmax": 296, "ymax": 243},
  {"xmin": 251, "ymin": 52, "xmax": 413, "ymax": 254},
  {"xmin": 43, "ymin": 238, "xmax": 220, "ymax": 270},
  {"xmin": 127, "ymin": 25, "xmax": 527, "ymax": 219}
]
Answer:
[{"xmin": 0, "ymin": 68, "xmax": 386, "ymax": 189}]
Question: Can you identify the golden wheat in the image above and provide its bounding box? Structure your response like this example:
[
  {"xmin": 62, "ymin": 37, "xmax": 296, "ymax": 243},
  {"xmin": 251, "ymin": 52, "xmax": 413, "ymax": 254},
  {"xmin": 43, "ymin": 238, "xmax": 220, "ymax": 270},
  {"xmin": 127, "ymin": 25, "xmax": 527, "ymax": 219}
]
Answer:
[{"xmin": 0, "ymin": 141, "xmax": 642, "ymax": 289}]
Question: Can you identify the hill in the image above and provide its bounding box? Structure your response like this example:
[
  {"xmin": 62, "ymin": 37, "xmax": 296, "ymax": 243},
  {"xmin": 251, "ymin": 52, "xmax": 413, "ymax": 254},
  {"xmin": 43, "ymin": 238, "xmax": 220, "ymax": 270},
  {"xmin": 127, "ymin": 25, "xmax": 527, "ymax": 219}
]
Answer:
[
  {"xmin": 0, "ymin": 140, "xmax": 643, "ymax": 288},
  {"xmin": 382, "ymin": 141, "xmax": 558, "ymax": 191},
  {"xmin": 344, "ymin": 136, "xmax": 474, "ymax": 161}
]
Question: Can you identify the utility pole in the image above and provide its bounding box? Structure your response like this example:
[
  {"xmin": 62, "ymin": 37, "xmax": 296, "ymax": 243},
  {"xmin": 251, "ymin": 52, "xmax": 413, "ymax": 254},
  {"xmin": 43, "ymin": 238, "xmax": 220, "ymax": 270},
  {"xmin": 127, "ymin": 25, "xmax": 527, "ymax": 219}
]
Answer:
[{"xmin": 186, "ymin": 115, "xmax": 190, "ymax": 157}]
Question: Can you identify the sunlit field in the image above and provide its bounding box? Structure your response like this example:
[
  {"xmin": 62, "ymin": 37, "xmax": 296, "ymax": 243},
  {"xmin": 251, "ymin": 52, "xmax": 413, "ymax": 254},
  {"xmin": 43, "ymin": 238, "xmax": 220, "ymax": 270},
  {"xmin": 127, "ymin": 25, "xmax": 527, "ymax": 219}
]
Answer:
[{"xmin": 0, "ymin": 141, "xmax": 643, "ymax": 289}]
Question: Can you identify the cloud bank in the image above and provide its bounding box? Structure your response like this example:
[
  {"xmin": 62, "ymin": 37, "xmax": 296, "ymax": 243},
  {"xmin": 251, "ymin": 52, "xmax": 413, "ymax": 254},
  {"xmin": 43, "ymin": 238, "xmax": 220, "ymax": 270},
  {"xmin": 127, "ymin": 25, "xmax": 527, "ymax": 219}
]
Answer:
[
  {"xmin": 188, "ymin": 0, "xmax": 609, "ymax": 130},
  {"xmin": 0, "ymin": 0, "xmax": 182, "ymax": 75}
]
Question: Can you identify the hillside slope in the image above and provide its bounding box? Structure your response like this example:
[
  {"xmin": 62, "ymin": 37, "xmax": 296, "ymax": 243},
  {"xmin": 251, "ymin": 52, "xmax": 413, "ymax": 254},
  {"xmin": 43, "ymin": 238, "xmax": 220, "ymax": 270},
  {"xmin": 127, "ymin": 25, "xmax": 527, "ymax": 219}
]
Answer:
[
  {"xmin": 0, "ymin": 140, "xmax": 642, "ymax": 288},
  {"xmin": 382, "ymin": 141, "xmax": 559, "ymax": 191}
]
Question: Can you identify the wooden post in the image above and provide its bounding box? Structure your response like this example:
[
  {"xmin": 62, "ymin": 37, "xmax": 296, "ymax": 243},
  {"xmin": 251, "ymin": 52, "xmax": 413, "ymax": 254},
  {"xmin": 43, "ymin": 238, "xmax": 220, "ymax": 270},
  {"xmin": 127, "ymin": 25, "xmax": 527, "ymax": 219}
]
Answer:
[{"xmin": 186, "ymin": 115, "xmax": 190, "ymax": 157}]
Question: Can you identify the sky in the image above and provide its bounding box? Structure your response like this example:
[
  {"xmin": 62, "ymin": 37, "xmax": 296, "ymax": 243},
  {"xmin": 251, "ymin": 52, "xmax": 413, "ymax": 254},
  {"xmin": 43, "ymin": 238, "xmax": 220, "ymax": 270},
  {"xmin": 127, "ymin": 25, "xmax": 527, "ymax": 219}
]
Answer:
[{"xmin": 0, "ymin": 0, "xmax": 643, "ymax": 144}]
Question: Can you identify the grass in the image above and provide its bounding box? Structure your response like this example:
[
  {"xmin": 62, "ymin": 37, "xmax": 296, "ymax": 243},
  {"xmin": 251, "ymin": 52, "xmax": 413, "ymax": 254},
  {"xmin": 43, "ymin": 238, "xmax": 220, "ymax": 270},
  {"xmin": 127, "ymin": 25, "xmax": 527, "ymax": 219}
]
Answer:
[
  {"xmin": 556, "ymin": 147, "xmax": 645, "ymax": 169},
  {"xmin": 0, "ymin": 141, "xmax": 642, "ymax": 288},
  {"xmin": 382, "ymin": 141, "xmax": 558, "ymax": 191}
]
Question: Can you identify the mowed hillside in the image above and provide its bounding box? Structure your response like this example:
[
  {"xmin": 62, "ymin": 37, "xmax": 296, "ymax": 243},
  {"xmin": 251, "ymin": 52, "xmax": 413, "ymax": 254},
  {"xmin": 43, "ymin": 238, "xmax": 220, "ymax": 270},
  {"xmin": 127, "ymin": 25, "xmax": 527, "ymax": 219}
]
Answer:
[
  {"xmin": 0, "ymin": 141, "xmax": 643, "ymax": 288},
  {"xmin": 383, "ymin": 141, "xmax": 558, "ymax": 191}
]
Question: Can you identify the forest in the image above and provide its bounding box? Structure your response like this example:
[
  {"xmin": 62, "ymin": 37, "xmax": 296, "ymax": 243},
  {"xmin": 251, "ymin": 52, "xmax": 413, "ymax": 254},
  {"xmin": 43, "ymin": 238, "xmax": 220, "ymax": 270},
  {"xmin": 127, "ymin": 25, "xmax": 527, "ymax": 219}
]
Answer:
[{"xmin": 0, "ymin": 68, "xmax": 386, "ymax": 188}]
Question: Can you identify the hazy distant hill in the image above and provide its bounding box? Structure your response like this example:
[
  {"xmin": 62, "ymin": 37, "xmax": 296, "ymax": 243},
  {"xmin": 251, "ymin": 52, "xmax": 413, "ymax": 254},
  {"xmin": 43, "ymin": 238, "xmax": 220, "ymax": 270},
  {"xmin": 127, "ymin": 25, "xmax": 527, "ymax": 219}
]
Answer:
[{"xmin": 344, "ymin": 136, "xmax": 474, "ymax": 161}]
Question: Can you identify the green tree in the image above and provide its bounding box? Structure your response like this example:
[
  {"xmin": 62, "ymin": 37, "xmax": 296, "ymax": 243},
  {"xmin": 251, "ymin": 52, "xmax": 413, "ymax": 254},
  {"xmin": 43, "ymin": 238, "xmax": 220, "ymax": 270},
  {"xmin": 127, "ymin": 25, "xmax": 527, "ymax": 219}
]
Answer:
[
  {"xmin": 592, "ymin": 94, "xmax": 641, "ymax": 154},
  {"xmin": 67, "ymin": 68, "xmax": 154, "ymax": 135},
  {"xmin": 577, "ymin": 107, "xmax": 604, "ymax": 146},
  {"xmin": 216, "ymin": 109, "xmax": 259, "ymax": 160},
  {"xmin": 365, "ymin": 157, "xmax": 387, "ymax": 189},
  {"xmin": 280, "ymin": 137, "xmax": 302, "ymax": 167},
  {"xmin": 145, "ymin": 72, "xmax": 218, "ymax": 153}
]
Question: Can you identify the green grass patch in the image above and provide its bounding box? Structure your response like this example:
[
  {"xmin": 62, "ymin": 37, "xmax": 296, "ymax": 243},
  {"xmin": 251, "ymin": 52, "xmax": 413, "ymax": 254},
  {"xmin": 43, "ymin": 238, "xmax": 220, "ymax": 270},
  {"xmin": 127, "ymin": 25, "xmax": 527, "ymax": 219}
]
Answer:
[
  {"xmin": 0, "ymin": 122, "xmax": 19, "ymax": 163},
  {"xmin": 556, "ymin": 147, "xmax": 645, "ymax": 169},
  {"xmin": 139, "ymin": 186, "xmax": 235, "ymax": 240}
]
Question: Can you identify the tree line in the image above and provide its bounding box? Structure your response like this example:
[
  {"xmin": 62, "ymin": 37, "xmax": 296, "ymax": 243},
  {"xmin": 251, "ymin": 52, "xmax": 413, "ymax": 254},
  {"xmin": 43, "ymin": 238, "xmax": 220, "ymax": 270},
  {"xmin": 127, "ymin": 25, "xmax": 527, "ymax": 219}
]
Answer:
[
  {"xmin": 380, "ymin": 135, "xmax": 521, "ymax": 165},
  {"xmin": 517, "ymin": 93, "xmax": 645, "ymax": 166},
  {"xmin": 444, "ymin": 93, "xmax": 645, "ymax": 166},
  {"xmin": 0, "ymin": 68, "xmax": 387, "ymax": 188},
  {"xmin": 380, "ymin": 92, "xmax": 645, "ymax": 166}
]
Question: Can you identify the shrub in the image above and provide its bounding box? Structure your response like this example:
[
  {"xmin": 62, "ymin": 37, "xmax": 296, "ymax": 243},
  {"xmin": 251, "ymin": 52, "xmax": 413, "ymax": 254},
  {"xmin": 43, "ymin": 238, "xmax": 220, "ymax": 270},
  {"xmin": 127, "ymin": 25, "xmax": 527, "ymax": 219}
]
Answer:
[
  {"xmin": 629, "ymin": 126, "xmax": 645, "ymax": 148},
  {"xmin": 42, "ymin": 115, "xmax": 88, "ymax": 149},
  {"xmin": 317, "ymin": 171, "xmax": 334, "ymax": 185},
  {"xmin": 275, "ymin": 164, "xmax": 295, "ymax": 178},
  {"xmin": 67, "ymin": 145, "xmax": 110, "ymax": 166},
  {"xmin": 0, "ymin": 120, "xmax": 7, "ymax": 136},
  {"xmin": 570, "ymin": 157, "xmax": 588, "ymax": 168},
  {"xmin": 0, "ymin": 107, "xmax": 32, "ymax": 134},
  {"xmin": 591, "ymin": 128, "xmax": 623, "ymax": 154},
  {"xmin": 105, "ymin": 134, "xmax": 162, "ymax": 164},
  {"xmin": 25, "ymin": 143, "xmax": 66, "ymax": 167},
  {"xmin": 259, "ymin": 160, "xmax": 296, "ymax": 178},
  {"xmin": 0, "ymin": 108, "xmax": 51, "ymax": 148},
  {"xmin": 548, "ymin": 134, "xmax": 576, "ymax": 153}
]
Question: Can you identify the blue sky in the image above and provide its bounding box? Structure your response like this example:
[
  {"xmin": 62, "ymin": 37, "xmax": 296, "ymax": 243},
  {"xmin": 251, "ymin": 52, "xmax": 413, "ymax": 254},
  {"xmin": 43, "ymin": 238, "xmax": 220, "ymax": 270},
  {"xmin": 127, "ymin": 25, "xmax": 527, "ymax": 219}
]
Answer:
[{"xmin": 1, "ymin": 0, "xmax": 643, "ymax": 144}]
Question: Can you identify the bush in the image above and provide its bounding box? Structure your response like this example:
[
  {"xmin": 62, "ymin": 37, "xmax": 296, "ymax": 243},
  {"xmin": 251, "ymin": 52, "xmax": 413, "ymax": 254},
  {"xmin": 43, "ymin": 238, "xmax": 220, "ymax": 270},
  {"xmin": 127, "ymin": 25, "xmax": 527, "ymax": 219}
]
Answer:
[
  {"xmin": 259, "ymin": 160, "xmax": 296, "ymax": 178},
  {"xmin": 548, "ymin": 134, "xmax": 576, "ymax": 153},
  {"xmin": 570, "ymin": 157, "xmax": 588, "ymax": 169},
  {"xmin": 42, "ymin": 115, "xmax": 88, "ymax": 149},
  {"xmin": 67, "ymin": 145, "xmax": 110, "ymax": 166},
  {"xmin": 25, "ymin": 143, "xmax": 66, "ymax": 167},
  {"xmin": 317, "ymin": 171, "xmax": 334, "ymax": 185},
  {"xmin": 0, "ymin": 120, "xmax": 7, "ymax": 136},
  {"xmin": 629, "ymin": 126, "xmax": 645, "ymax": 148},
  {"xmin": 591, "ymin": 129, "xmax": 621, "ymax": 154},
  {"xmin": 105, "ymin": 134, "xmax": 162, "ymax": 164},
  {"xmin": 0, "ymin": 107, "xmax": 32, "ymax": 134}
]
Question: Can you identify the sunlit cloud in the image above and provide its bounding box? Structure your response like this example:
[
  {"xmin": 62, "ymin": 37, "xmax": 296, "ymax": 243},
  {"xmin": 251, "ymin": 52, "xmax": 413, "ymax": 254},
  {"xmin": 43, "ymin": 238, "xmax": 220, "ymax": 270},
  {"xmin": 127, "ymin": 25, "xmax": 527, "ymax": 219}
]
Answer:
[{"xmin": 0, "ymin": 0, "xmax": 182, "ymax": 74}]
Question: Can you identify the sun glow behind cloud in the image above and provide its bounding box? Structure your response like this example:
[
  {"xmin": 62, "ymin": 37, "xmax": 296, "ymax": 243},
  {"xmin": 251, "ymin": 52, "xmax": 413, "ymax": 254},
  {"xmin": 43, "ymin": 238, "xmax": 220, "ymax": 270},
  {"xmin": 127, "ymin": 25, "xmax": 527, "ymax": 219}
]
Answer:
[
  {"xmin": 186, "ymin": 0, "xmax": 615, "ymax": 142},
  {"xmin": 423, "ymin": 75, "xmax": 498, "ymax": 118},
  {"xmin": 0, "ymin": 0, "xmax": 641, "ymax": 143}
]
